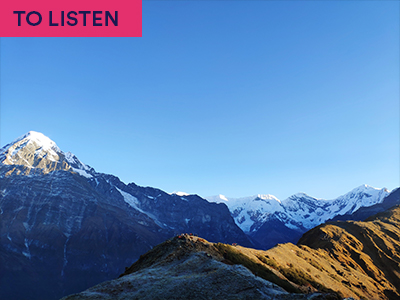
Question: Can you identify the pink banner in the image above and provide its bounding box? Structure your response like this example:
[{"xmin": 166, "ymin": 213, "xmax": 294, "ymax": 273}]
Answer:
[{"xmin": 0, "ymin": 0, "xmax": 142, "ymax": 37}]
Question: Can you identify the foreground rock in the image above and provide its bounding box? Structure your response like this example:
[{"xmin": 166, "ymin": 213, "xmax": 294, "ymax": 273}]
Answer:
[
  {"xmin": 62, "ymin": 204, "xmax": 400, "ymax": 300},
  {"xmin": 61, "ymin": 235, "xmax": 337, "ymax": 300}
]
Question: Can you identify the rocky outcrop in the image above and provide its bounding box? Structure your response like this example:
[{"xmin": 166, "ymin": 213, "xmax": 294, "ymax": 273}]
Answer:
[{"xmin": 61, "ymin": 235, "xmax": 337, "ymax": 300}]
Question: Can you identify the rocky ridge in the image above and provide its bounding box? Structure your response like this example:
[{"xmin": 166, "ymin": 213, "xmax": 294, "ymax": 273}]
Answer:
[
  {"xmin": 62, "ymin": 203, "xmax": 400, "ymax": 300},
  {"xmin": 61, "ymin": 234, "xmax": 337, "ymax": 300}
]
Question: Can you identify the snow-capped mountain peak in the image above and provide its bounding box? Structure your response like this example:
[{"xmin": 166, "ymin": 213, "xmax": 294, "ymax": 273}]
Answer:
[
  {"xmin": 255, "ymin": 194, "xmax": 281, "ymax": 203},
  {"xmin": 20, "ymin": 131, "xmax": 60, "ymax": 151},
  {"xmin": 218, "ymin": 194, "xmax": 229, "ymax": 201},
  {"xmin": 206, "ymin": 194, "xmax": 283, "ymax": 233},
  {"xmin": 0, "ymin": 131, "xmax": 93, "ymax": 177},
  {"xmin": 347, "ymin": 184, "xmax": 388, "ymax": 196},
  {"xmin": 207, "ymin": 194, "xmax": 280, "ymax": 205},
  {"xmin": 0, "ymin": 131, "xmax": 60, "ymax": 167},
  {"xmin": 171, "ymin": 191, "xmax": 190, "ymax": 196},
  {"xmin": 329, "ymin": 184, "xmax": 390, "ymax": 216},
  {"xmin": 289, "ymin": 192, "xmax": 317, "ymax": 199},
  {"xmin": 206, "ymin": 194, "xmax": 229, "ymax": 203}
]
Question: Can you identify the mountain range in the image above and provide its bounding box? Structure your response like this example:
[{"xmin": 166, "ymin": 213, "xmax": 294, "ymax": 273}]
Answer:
[
  {"xmin": 0, "ymin": 131, "xmax": 249, "ymax": 300},
  {"xmin": 0, "ymin": 131, "xmax": 397, "ymax": 300},
  {"xmin": 206, "ymin": 185, "xmax": 389, "ymax": 249}
]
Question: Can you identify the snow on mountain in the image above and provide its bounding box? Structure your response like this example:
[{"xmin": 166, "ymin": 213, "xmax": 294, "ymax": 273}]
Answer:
[
  {"xmin": 206, "ymin": 185, "xmax": 390, "ymax": 234},
  {"xmin": 11, "ymin": 131, "xmax": 60, "ymax": 152},
  {"xmin": 171, "ymin": 191, "xmax": 190, "ymax": 196},
  {"xmin": 0, "ymin": 131, "xmax": 60, "ymax": 165},
  {"xmin": 207, "ymin": 194, "xmax": 282, "ymax": 233},
  {"xmin": 0, "ymin": 131, "xmax": 93, "ymax": 177},
  {"xmin": 1, "ymin": 131, "xmax": 391, "ymax": 243},
  {"xmin": 0, "ymin": 131, "xmax": 252, "ymax": 300},
  {"xmin": 65, "ymin": 151, "xmax": 92, "ymax": 172},
  {"xmin": 206, "ymin": 194, "xmax": 229, "ymax": 202}
]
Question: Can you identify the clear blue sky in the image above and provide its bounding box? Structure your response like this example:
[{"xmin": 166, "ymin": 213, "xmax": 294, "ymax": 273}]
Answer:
[{"xmin": 0, "ymin": 1, "xmax": 399, "ymax": 200}]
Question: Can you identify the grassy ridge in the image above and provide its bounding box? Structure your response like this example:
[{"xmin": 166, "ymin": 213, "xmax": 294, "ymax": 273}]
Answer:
[
  {"xmin": 215, "ymin": 243, "xmax": 341, "ymax": 299},
  {"xmin": 215, "ymin": 243, "xmax": 301, "ymax": 294}
]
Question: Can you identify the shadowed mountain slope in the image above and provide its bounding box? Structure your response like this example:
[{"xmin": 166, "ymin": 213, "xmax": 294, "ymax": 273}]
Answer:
[
  {"xmin": 0, "ymin": 132, "xmax": 250, "ymax": 300},
  {"xmin": 62, "ymin": 205, "xmax": 400, "ymax": 300}
]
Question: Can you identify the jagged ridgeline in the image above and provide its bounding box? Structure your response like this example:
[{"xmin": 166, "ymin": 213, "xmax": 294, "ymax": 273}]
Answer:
[
  {"xmin": 0, "ymin": 132, "xmax": 250, "ymax": 300},
  {"xmin": 62, "ymin": 204, "xmax": 400, "ymax": 300}
]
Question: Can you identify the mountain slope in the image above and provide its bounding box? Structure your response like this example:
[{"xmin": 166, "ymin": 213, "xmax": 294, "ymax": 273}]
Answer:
[
  {"xmin": 0, "ymin": 132, "xmax": 250, "ymax": 300},
  {"xmin": 62, "ymin": 205, "xmax": 400, "ymax": 300},
  {"xmin": 297, "ymin": 204, "xmax": 400, "ymax": 299}
]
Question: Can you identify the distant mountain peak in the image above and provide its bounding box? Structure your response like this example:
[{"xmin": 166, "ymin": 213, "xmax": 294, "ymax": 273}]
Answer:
[
  {"xmin": 171, "ymin": 191, "xmax": 190, "ymax": 196},
  {"xmin": 255, "ymin": 194, "xmax": 280, "ymax": 202},
  {"xmin": 207, "ymin": 194, "xmax": 280, "ymax": 205},
  {"xmin": 218, "ymin": 194, "xmax": 228, "ymax": 201},
  {"xmin": 18, "ymin": 131, "xmax": 60, "ymax": 151},
  {"xmin": 206, "ymin": 194, "xmax": 229, "ymax": 202},
  {"xmin": 351, "ymin": 184, "xmax": 389, "ymax": 194},
  {"xmin": 289, "ymin": 192, "xmax": 313, "ymax": 199}
]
